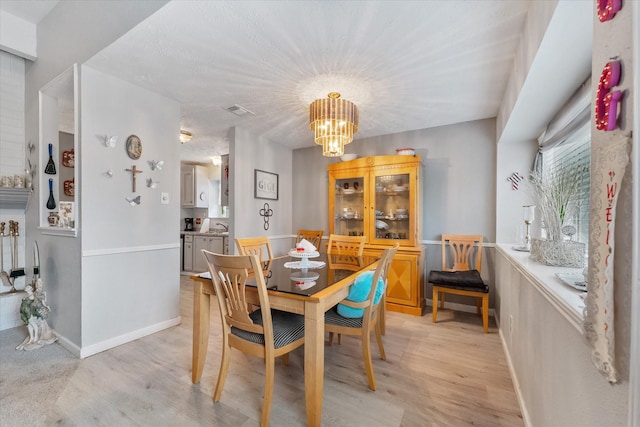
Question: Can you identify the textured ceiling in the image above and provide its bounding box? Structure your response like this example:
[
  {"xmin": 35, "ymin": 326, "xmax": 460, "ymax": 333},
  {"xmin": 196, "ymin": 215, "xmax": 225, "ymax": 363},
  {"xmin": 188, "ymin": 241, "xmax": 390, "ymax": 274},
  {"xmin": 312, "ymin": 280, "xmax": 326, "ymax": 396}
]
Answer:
[
  {"xmin": 84, "ymin": 1, "xmax": 532, "ymax": 161},
  {"xmin": 10, "ymin": 1, "xmax": 533, "ymax": 162}
]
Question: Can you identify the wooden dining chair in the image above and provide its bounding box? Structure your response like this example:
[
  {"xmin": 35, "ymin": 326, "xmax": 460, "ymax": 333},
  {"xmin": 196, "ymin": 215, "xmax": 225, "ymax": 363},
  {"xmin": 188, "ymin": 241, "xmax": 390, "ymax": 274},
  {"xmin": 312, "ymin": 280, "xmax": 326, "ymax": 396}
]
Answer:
[
  {"xmin": 324, "ymin": 244, "xmax": 398, "ymax": 391},
  {"xmin": 326, "ymin": 234, "xmax": 366, "ymax": 270},
  {"xmin": 202, "ymin": 250, "xmax": 305, "ymax": 427},
  {"xmin": 429, "ymin": 234, "xmax": 490, "ymax": 333},
  {"xmin": 296, "ymin": 229, "xmax": 323, "ymax": 249},
  {"xmin": 235, "ymin": 236, "xmax": 274, "ymax": 261}
]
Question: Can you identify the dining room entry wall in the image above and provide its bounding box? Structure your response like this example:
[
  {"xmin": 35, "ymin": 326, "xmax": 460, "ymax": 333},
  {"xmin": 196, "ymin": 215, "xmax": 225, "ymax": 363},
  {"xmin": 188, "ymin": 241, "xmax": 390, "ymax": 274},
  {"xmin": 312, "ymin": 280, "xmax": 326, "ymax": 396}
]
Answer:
[{"xmin": 229, "ymin": 126, "xmax": 293, "ymax": 256}]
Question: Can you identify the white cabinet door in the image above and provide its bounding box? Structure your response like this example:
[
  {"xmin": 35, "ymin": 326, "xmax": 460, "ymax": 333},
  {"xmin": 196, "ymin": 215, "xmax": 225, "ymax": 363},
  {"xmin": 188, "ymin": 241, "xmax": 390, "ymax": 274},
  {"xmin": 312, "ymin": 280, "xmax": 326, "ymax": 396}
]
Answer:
[
  {"xmin": 209, "ymin": 237, "xmax": 223, "ymax": 254},
  {"xmin": 183, "ymin": 235, "xmax": 194, "ymax": 271},
  {"xmin": 181, "ymin": 166, "xmax": 195, "ymax": 207},
  {"xmin": 193, "ymin": 236, "xmax": 209, "ymax": 272},
  {"xmin": 193, "ymin": 236, "xmax": 224, "ymax": 272}
]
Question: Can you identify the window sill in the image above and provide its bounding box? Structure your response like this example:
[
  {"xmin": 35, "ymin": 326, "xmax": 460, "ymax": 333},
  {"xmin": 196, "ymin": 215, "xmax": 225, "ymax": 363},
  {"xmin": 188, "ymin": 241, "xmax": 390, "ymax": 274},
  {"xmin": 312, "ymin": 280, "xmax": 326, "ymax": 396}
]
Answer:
[{"xmin": 495, "ymin": 243, "xmax": 585, "ymax": 332}]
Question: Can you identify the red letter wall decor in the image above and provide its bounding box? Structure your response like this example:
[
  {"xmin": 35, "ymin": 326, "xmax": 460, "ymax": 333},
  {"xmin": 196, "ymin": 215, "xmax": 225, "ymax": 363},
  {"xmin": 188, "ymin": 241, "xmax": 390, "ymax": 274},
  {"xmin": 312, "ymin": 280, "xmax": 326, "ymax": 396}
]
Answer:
[
  {"xmin": 597, "ymin": 0, "xmax": 622, "ymax": 22},
  {"xmin": 595, "ymin": 60, "xmax": 622, "ymax": 131}
]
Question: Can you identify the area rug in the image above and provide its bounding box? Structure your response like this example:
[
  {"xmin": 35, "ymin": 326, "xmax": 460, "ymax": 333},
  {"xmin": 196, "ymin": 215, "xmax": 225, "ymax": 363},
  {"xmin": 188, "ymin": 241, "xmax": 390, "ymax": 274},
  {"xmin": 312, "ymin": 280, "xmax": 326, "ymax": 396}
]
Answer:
[{"xmin": 0, "ymin": 326, "xmax": 79, "ymax": 426}]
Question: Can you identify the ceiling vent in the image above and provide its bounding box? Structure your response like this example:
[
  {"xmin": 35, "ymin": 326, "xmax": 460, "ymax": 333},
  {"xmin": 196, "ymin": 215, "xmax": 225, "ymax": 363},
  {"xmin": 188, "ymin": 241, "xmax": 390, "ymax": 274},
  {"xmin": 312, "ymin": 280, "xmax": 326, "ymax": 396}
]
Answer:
[{"xmin": 224, "ymin": 104, "xmax": 254, "ymax": 117}]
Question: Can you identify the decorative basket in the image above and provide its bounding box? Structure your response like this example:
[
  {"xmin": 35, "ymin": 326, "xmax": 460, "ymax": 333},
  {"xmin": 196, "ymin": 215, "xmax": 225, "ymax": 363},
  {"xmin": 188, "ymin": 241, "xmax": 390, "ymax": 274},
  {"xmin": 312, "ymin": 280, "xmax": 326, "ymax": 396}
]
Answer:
[{"xmin": 530, "ymin": 239, "xmax": 586, "ymax": 268}]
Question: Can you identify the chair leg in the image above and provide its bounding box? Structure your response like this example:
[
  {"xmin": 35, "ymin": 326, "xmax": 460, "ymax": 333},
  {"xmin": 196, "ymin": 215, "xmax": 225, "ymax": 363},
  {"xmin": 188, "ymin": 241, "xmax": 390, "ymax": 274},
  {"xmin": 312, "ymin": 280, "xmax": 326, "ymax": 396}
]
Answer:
[
  {"xmin": 440, "ymin": 292, "xmax": 445, "ymax": 309},
  {"xmin": 282, "ymin": 352, "xmax": 289, "ymax": 366},
  {"xmin": 261, "ymin": 357, "xmax": 275, "ymax": 427},
  {"xmin": 337, "ymin": 334, "xmax": 342, "ymax": 345},
  {"xmin": 362, "ymin": 330, "xmax": 376, "ymax": 391},
  {"xmin": 476, "ymin": 297, "xmax": 481, "ymax": 315},
  {"xmin": 213, "ymin": 340, "xmax": 231, "ymax": 402},
  {"xmin": 482, "ymin": 294, "xmax": 489, "ymax": 333},
  {"xmin": 374, "ymin": 320, "xmax": 386, "ymax": 361},
  {"xmin": 328, "ymin": 332, "xmax": 334, "ymax": 346},
  {"xmin": 432, "ymin": 287, "xmax": 438, "ymax": 323}
]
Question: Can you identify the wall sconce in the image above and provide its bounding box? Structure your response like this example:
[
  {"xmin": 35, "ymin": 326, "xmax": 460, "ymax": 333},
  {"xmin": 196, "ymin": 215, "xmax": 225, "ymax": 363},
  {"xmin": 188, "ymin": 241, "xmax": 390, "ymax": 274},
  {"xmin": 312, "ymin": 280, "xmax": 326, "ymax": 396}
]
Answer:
[
  {"xmin": 104, "ymin": 135, "xmax": 118, "ymax": 148},
  {"xmin": 179, "ymin": 130, "xmax": 192, "ymax": 144},
  {"xmin": 212, "ymin": 155, "xmax": 222, "ymax": 166}
]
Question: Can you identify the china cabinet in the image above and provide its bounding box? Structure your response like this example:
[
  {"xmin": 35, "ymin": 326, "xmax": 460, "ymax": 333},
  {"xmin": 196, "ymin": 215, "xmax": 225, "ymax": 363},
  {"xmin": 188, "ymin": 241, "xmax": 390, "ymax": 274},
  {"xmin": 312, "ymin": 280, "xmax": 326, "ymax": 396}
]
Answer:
[{"xmin": 328, "ymin": 155, "xmax": 425, "ymax": 315}]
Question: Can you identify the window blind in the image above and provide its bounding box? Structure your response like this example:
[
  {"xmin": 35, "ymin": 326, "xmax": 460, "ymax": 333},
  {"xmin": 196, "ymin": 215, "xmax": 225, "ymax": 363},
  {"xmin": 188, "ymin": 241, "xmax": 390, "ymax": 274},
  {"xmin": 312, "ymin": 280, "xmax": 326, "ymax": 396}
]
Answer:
[{"xmin": 540, "ymin": 123, "xmax": 591, "ymax": 245}]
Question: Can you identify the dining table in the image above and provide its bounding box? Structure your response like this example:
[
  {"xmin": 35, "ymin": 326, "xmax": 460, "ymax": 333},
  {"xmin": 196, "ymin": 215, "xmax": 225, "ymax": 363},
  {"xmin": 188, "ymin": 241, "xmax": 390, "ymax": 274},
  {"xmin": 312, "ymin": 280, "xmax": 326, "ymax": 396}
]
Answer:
[{"xmin": 190, "ymin": 252, "xmax": 379, "ymax": 427}]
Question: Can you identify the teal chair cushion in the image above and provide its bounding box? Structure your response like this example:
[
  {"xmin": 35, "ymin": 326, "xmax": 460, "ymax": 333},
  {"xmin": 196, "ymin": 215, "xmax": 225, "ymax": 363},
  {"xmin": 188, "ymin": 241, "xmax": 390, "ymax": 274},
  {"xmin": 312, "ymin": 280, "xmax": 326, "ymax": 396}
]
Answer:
[{"xmin": 337, "ymin": 270, "xmax": 385, "ymax": 318}]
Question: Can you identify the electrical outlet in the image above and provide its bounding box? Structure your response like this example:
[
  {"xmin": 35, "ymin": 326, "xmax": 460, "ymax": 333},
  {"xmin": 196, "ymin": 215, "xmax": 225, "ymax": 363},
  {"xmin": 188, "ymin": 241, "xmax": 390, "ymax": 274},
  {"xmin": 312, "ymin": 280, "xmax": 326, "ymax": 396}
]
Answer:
[{"xmin": 161, "ymin": 192, "xmax": 169, "ymax": 204}]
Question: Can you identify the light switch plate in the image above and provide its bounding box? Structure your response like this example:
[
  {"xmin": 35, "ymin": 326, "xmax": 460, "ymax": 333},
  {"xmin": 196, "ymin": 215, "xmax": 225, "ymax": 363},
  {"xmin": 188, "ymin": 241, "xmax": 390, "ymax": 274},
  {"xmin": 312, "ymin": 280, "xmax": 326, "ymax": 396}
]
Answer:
[{"xmin": 161, "ymin": 192, "xmax": 169, "ymax": 204}]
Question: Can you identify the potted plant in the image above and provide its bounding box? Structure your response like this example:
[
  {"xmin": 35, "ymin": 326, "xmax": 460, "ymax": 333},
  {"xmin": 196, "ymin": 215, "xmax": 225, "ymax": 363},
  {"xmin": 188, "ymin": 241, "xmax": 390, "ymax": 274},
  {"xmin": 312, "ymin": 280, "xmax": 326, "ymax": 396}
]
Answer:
[{"xmin": 527, "ymin": 163, "xmax": 588, "ymax": 268}]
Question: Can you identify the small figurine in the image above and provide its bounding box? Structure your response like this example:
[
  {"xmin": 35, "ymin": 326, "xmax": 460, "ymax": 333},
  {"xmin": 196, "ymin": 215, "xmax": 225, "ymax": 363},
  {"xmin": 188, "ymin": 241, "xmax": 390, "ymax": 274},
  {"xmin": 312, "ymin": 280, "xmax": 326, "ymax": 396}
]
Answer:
[{"xmin": 16, "ymin": 279, "xmax": 58, "ymax": 351}]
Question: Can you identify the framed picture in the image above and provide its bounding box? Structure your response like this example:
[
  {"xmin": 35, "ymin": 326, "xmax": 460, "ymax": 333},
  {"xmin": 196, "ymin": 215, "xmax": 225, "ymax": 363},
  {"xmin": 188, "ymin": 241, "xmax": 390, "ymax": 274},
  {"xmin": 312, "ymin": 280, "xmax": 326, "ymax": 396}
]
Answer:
[
  {"xmin": 126, "ymin": 135, "xmax": 142, "ymax": 160},
  {"xmin": 254, "ymin": 169, "xmax": 278, "ymax": 200}
]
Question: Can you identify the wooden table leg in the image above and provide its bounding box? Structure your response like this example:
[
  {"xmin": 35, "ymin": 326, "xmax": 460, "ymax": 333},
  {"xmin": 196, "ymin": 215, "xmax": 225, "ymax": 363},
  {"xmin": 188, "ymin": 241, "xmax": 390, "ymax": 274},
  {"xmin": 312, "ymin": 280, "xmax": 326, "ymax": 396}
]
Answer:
[
  {"xmin": 192, "ymin": 281, "xmax": 210, "ymax": 383},
  {"xmin": 304, "ymin": 301, "xmax": 324, "ymax": 427}
]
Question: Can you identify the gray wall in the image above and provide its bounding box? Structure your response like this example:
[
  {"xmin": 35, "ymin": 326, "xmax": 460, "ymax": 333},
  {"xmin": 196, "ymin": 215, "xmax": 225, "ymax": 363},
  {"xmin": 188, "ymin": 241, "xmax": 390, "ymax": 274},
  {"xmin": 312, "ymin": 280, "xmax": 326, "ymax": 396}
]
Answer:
[
  {"xmin": 293, "ymin": 118, "xmax": 497, "ymax": 242},
  {"xmin": 230, "ymin": 126, "xmax": 293, "ymax": 256}
]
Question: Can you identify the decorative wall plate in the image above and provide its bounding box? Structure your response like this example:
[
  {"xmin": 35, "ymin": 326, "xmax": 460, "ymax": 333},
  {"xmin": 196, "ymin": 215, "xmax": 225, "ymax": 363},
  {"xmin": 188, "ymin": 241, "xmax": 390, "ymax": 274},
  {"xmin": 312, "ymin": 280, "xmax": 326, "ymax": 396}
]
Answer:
[{"xmin": 126, "ymin": 135, "xmax": 142, "ymax": 160}]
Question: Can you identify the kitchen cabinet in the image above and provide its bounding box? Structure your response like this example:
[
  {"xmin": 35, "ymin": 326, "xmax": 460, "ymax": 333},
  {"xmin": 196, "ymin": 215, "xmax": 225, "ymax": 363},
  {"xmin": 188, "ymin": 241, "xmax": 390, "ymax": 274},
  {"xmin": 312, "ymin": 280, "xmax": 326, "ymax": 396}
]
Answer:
[
  {"xmin": 328, "ymin": 155, "xmax": 425, "ymax": 315},
  {"xmin": 183, "ymin": 234, "xmax": 194, "ymax": 271},
  {"xmin": 193, "ymin": 235, "xmax": 224, "ymax": 272},
  {"xmin": 181, "ymin": 164, "xmax": 209, "ymax": 208}
]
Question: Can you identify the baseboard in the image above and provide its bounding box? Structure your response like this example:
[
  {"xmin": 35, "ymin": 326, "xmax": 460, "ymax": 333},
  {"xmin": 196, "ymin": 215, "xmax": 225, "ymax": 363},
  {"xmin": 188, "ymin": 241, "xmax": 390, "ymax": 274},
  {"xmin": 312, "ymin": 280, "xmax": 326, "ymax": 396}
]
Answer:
[
  {"xmin": 57, "ymin": 334, "xmax": 82, "ymax": 358},
  {"xmin": 78, "ymin": 316, "xmax": 181, "ymax": 359},
  {"xmin": 498, "ymin": 323, "xmax": 532, "ymax": 427}
]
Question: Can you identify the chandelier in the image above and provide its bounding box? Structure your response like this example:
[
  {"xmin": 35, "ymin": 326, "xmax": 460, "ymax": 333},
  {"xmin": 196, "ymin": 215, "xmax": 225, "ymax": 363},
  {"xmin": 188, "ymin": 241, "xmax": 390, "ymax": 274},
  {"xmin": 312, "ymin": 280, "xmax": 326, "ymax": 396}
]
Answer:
[
  {"xmin": 179, "ymin": 130, "xmax": 192, "ymax": 144},
  {"xmin": 309, "ymin": 92, "xmax": 359, "ymax": 157}
]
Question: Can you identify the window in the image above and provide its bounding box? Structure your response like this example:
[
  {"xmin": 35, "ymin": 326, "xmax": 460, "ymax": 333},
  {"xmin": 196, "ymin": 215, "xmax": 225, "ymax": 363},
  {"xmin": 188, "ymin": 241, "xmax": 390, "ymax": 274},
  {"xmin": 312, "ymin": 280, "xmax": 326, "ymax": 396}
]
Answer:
[
  {"xmin": 534, "ymin": 77, "xmax": 591, "ymax": 251},
  {"xmin": 540, "ymin": 124, "xmax": 590, "ymax": 246}
]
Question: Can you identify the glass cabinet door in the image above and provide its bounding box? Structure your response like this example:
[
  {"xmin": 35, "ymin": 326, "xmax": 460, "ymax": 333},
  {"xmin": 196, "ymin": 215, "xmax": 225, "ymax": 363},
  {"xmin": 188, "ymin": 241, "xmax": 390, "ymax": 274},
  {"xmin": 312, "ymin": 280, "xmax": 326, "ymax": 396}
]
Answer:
[
  {"xmin": 371, "ymin": 170, "xmax": 413, "ymax": 244},
  {"xmin": 333, "ymin": 175, "xmax": 365, "ymax": 237}
]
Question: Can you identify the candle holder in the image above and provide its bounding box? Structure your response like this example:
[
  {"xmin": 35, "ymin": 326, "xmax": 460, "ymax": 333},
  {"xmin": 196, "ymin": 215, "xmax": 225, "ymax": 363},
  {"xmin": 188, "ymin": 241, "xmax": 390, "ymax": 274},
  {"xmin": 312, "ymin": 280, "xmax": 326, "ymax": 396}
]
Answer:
[{"xmin": 514, "ymin": 205, "xmax": 535, "ymax": 252}]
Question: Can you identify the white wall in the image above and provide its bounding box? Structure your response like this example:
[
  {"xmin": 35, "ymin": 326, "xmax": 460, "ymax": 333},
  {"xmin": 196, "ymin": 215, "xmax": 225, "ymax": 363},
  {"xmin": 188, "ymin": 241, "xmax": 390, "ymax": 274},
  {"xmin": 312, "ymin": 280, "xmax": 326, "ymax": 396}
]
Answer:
[
  {"xmin": 495, "ymin": 250, "xmax": 628, "ymax": 426},
  {"xmin": 20, "ymin": 1, "xmax": 171, "ymax": 350},
  {"xmin": 0, "ymin": 51, "xmax": 27, "ymax": 294},
  {"xmin": 79, "ymin": 65, "xmax": 180, "ymax": 351}
]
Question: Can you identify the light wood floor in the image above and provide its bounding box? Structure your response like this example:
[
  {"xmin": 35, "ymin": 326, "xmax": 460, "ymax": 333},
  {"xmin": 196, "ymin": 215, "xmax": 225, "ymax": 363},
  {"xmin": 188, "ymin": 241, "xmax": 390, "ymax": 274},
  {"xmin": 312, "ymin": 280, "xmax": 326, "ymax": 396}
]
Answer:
[{"xmin": 3, "ymin": 276, "xmax": 523, "ymax": 426}]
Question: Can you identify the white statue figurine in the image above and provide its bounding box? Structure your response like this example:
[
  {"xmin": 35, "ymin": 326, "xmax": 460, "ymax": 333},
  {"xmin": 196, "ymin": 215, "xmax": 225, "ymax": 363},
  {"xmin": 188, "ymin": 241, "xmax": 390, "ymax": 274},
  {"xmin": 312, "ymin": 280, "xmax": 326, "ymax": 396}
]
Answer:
[{"xmin": 16, "ymin": 279, "xmax": 58, "ymax": 351}]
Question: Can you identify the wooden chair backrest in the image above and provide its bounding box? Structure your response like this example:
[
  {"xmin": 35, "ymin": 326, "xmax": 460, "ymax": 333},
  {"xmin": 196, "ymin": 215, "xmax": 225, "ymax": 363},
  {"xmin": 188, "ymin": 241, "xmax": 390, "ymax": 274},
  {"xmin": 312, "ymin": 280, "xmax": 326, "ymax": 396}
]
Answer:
[
  {"xmin": 327, "ymin": 234, "xmax": 366, "ymax": 270},
  {"xmin": 235, "ymin": 237, "xmax": 274, "ymax": 262},
  {"xmin": 441, "ymin": 234, "xmax": 483, "ymax": 272},
  {"xmin": 296, "ymin": 229, "xmax": 323, "ymax": 249},
  {"xmin": 202, "ymin": 251, "xmax": 274, "ymax": 342}
]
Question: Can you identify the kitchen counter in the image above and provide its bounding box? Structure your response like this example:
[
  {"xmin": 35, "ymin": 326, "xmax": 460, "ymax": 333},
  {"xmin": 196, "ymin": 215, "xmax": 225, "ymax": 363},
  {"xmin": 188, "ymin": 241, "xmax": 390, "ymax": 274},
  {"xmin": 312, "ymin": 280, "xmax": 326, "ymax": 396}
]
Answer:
[{"xmin": 181, "ymin": 230, "xmax": 229, "ymax": 237}]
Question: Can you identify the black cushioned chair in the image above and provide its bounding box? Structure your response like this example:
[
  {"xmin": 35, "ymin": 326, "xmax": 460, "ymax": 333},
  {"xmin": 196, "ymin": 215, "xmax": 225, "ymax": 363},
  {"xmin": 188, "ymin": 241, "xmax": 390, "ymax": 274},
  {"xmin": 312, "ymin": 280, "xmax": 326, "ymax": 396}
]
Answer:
[{"xmin": 429, "ymin": 234, "xmax": 489, "ymax": 333}]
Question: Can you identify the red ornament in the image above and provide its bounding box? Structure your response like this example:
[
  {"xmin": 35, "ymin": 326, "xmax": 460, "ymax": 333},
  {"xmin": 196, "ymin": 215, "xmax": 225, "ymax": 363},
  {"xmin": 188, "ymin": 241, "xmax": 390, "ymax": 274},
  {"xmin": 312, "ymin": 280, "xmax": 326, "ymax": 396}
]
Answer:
[
  {"xmin": 595, "ymin": 61, "xmax": 622, "ymax": 131},
  {"xmin": 597, "ymin": 0, "xmax": 622, "ymax": 22}
]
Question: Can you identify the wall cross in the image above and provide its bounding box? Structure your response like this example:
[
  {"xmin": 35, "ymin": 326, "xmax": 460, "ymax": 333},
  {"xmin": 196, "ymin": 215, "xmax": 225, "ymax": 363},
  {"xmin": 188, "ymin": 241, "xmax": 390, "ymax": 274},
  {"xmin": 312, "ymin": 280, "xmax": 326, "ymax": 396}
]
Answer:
[{"xmin": 125, "ymin": 165, "xmax": 143, "ymax": 192}]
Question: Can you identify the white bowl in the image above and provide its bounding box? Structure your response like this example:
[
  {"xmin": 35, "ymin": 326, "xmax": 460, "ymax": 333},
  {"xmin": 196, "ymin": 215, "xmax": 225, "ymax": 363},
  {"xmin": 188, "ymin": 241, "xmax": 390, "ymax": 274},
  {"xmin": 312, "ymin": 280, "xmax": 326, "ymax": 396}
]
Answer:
[
  {"xmin": 396, "ymin": 209, "xmax": 407, "ymax": 215},
  {"xmin": 340, "ymin": 154, "xmax": 358, "ymax": 161},
  {"xmin": 376, "ymin": 220, "xmax": 389, "ymax": 230},
  {"xmin": 396, "ymin": 148, "xmax": 415, "ymax": 156}
]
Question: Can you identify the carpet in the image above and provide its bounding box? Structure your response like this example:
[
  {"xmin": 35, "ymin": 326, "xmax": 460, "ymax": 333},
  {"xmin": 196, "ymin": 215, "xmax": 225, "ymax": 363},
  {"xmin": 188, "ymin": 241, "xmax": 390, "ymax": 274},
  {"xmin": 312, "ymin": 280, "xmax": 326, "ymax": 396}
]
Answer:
[{"xmin": 0, "ymin": 326, "xmax": 79, "ymax": 426}]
